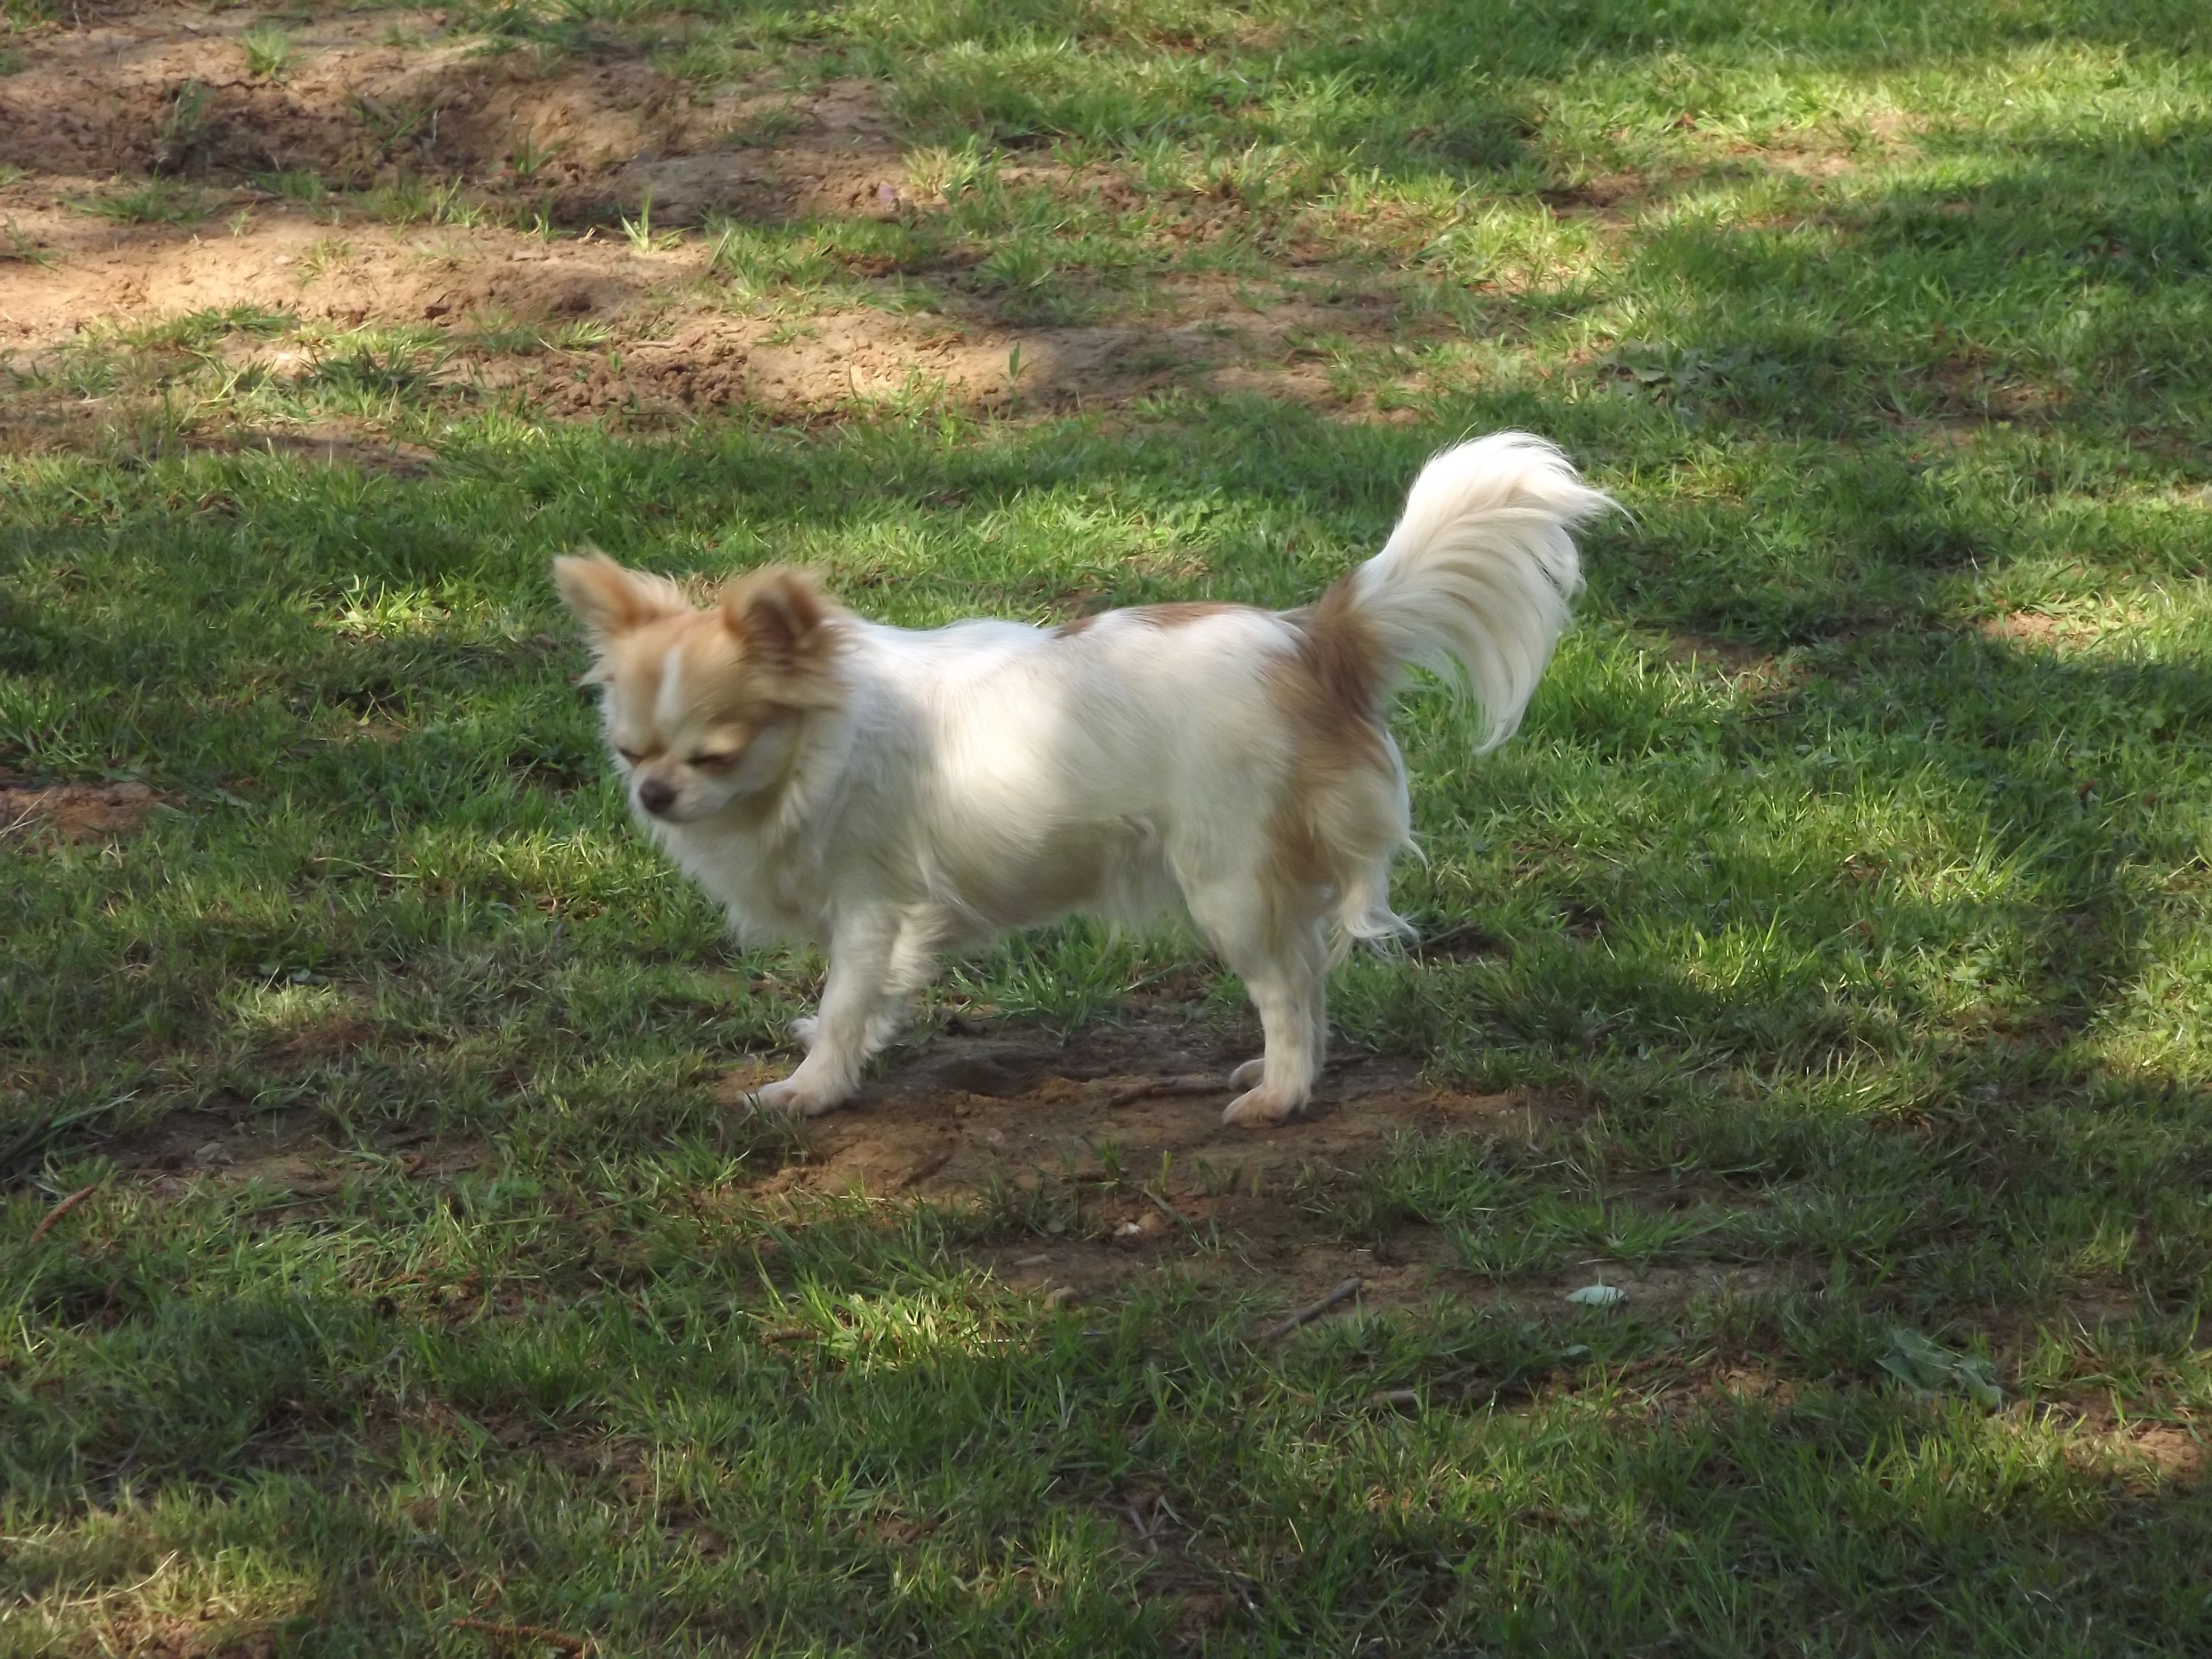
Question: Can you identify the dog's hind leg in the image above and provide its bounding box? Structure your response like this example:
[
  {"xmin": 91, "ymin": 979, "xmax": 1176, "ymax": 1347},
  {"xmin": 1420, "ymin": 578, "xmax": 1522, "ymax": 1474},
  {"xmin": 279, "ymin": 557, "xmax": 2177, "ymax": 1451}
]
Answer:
[
  {"xmin": 861, "ymin": 905, "xmax": 954, "ymax": 1053},
  {"xmin": 1186, "ymin": 881, "xmax": 1329, "ymax": 1127}
]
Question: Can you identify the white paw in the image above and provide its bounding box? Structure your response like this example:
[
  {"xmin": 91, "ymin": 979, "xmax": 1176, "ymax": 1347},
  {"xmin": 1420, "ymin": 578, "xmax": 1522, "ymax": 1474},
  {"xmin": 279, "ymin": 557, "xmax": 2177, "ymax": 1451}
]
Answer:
[
  {"xmin": 753, "ymin": 1073, "xmax": 850, "ymax": 1118},
  {"xmin": 1226, "ymin": 1057, "xmax": 1265, "ymax": 1090},
  {"xmin": 1222, "ymin": 1085, "xmax": 1303, "ymax": 1128}
]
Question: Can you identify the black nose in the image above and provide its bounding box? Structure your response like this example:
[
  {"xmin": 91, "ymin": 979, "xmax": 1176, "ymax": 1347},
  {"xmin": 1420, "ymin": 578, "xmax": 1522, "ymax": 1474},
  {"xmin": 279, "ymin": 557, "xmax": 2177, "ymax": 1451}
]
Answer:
[{"xmin": 637, "ymin": 777, "xmax": 677, "ymax": 816}]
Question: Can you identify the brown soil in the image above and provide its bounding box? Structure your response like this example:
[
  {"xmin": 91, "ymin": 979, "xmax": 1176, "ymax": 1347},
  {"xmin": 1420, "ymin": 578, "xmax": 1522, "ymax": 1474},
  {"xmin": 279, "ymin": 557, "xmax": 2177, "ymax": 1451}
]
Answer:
[
  {"xmin": 107, "ymin": 1100, "xmax": 490, "ymax": 1203},
  {"xmin": 26, "ymin": 1613, "xmax": 275, "ymax": 1659},
  {"xmin": 0, "ymin": 775, "xmax": 175, "ymax": 846},
  {"xmin": 1975, "ymin": 609, "xmax": 2125, "ymax": 651},
  {"xmin": 727, "ymin": 1010, "xmax": 1782, "ymax": 1317},
  {"xmin": 741, "ymin": 1010, "xmax": 1543, "ymax": 1205},
  {"xmin": 86, "ymin": 1006, "xmax": 1782, "ymax": 1322},
  {"xmin": 1980, "ymin": 611, "xmax": 2064, "ymax": 645},
  {"xmin": 2125, "ymin": 1424, "xmax": 2208, "ymax": 1482},
  {"xmin": 0, "ymin": 5, "xmax": 809, "ymax": 202},
  {"xmin": 2038, "ymin": 1396, "xmax": 2209, "ymax": 1488},
  {"xmin": 1658, "ymin": 629, "xmax": 1794, "ymax": 697},
  {"xmin": 0, "ymin": 5, "xmax": 1435, "ymax": 437}
]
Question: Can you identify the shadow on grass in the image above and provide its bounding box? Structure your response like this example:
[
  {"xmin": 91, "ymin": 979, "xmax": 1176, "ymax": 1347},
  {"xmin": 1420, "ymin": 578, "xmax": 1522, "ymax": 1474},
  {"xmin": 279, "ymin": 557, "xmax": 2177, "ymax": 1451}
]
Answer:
[
  {"xmin": 7, "ymin": 9, "xmax": 2212, "ymax": 1644},
  {"xmin": 2, "ymin": 1273, "xmax": 2208, "ymax": 1651},
  {"xmin": 2, "ymin": 402, "xmax": 2204, "ymax": 1129}
]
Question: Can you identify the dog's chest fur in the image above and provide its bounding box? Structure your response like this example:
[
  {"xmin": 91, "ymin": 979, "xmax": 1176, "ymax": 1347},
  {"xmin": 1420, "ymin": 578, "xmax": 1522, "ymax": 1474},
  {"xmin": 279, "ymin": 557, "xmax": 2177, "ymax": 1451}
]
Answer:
[{"xmin": 652, "ymin": 811, "xmax": 828, "ymax": 941}]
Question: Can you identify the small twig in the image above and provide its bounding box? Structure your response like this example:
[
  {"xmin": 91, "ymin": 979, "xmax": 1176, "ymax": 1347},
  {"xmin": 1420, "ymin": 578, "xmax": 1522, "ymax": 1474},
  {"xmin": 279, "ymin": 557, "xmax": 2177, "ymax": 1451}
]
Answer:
[
  {"xmin": 759, "ymin": 1326, "xmax": 811, "ymax": 1344},
  {"xmin": 1107, "ymin": 1073, "xmax": 1224, "ymax": 1107},
  {"xmin": 1361, "ymin": 1387, "xmax": 1423, "ymax": 1413},
  {"xmin": 1139, "ymin": 1184, "xmax": 1190, "ymax": 1229},
  {"xmin": 453, "ymin": 1615, "xmax": 592, "ymax": 1654},
  {"xmin": 29, "ymin": 1182, "xmax": 100, "ymax": 1244},
  {"xmin": 1257, "ymin": 1277, "xmax": 1362, "ymax": 1344},
  {"xmin": 894, "ymin": 1148, "xmax": 953, "ymax": 1190}
]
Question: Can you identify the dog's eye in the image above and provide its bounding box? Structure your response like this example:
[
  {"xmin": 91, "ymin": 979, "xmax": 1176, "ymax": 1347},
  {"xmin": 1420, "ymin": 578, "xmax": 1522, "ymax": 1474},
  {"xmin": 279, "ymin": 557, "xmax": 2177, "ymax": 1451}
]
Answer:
[
  {"xmin": 688, "ymin": 750, "xmax": 740, "ymax": 770},
  {"xmin": 615, "ymin": 747, "xmax": 643, "ymax": 765}
]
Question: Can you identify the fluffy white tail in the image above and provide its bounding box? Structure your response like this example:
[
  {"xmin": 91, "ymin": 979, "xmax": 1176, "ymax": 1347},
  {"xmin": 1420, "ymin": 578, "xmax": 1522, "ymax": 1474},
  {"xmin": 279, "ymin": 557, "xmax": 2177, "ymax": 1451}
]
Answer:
[{"xmin": 1343, "ymin": 432, "xmax": 1611, "ymax": 752}]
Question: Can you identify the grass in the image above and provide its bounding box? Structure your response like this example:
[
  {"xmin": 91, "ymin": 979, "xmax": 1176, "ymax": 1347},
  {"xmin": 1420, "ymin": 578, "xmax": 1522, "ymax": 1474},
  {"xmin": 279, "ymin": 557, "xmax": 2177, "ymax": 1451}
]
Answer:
[
  {"xmin": 7, "ymin": 0, "xmax": 2212, "ymax": 1652},
  {"xmin": 157, "ymin": 79, "xmax": 213, "ymax": 156},
  {"xmin": 240, "ymin": 24, "xmax": 295, "ymax": 80},
  {"xmin": 369, "ymin": 174, "xmax": 486, "ymax": 229},
  {"xmin": 0, "ymin": 216, "xmax": 52, "ymax": 264},
  {"xmin": 257, "ymin": 169, "xmax": 331, "ymax": 207},
  {"xmin": 619, "ymin": 192, "xmax": 681, "ymax": 254},
  {"xmin": 74, "ymin": 178, "xmax": 212, "ymax": 226},
  {"xmin": 298, "ymin": 235, "xmax": 354, "ymax": 282},
  {"xmin": 506, "ymin": 131, "xmax": 565, "ymax": 182}
]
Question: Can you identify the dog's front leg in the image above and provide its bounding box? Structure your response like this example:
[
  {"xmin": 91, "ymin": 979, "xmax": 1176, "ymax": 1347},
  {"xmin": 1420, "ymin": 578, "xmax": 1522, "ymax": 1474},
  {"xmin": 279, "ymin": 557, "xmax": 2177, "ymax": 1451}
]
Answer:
[{"xmin": 755, "ymin": 908, "xmax": 898, "ymax": 1117}]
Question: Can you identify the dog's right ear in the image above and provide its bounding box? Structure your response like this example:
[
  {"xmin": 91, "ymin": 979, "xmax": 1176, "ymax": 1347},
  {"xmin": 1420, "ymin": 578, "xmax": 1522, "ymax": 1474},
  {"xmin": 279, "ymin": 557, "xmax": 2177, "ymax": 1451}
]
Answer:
[{"xmin": 552, "ymin": 551, "xmax": 689, "ymax": 643}]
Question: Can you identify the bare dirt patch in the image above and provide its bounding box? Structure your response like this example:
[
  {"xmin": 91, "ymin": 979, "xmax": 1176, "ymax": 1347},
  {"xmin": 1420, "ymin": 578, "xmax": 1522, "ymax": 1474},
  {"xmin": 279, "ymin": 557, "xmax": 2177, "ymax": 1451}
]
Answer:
[
  {"xmin": 1925, "ymin": 351, "xmax": 2064, "ymax": 426},
  {"xmin": 19, "ymin": 1609, "xmax": 280, "ymax": 1659},
  {"xmin": 0, "ymin": 8, "xmax": 1441, "ymax": 437},
  {"xmin": 1980, "ymin": 611, "xmax": 2065, "ymax": 645},
  {"xmin": 1976, "ymin": 610, "xmax": 2123, "ymax": 652},
  {"xmin": 731, "ymin": 1010, "xmax": 1548, "ymax": 1204},
  {"xmin": 725, "ymin": 1011, "xmax": 1781, "ymax": 1316},
  {"xmin": 581, "ymin": 74, "xmax": 910, "ymax": 227},
  {"xmin": 0, "ymin": 209, "xmax": 677, "ymax": 349},
  {"xmin": 1659, "ymin": 629, "xmax": 1794, "ymax": 697},
  {"xmin": 2037, "ymin": 1396, "xmax": 2208, "ymax": 1489},
  {"xmin": 103, "ymin": 1100, "xmax": 488, "ymax": 1201},
  {"xmin": 504, "ymin": 283, "xmax": 1406, "ymax": 421},
  {"xmin": 0, "ymin": 5, "xmax": 773, "ymax": 199},
  {"xmin": 73, "ymin": 1004, "xmax": 1786, "ymax": 1327},
  {"xmin": 0, "ymin": 776, "xmax": 176, "ymax": 848},
  {"xmin": 2126, "ymin": 1424, "xmax": 2208, "ymax": 1483},
  {"xmin": 0, "ymin": 204, "xmax": 1417, "ymax": 432},
  {"xmin": 742, "ymin": 1011, "xmax": 1518, "ymax": 1317}
]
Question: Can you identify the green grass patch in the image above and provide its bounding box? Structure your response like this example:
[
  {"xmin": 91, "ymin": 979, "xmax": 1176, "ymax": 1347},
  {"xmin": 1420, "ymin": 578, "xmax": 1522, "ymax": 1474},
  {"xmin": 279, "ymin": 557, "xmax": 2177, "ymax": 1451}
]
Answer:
[
  {"xmin": 74, "ymin": 178, "xmax": 213, "ymax": 226},
  {"xmin": 240, "ymin": 24, "xmax": 296, "ymax": 80},
  {"xmin": 7, "ymin": 0, "xmax": 2212, "ymax": 1652}
]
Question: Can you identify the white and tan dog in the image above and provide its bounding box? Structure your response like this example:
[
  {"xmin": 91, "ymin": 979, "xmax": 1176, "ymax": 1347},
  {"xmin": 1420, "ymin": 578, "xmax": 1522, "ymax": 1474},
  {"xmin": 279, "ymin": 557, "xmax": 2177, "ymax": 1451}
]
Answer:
[{"xmin": 555, "ymin": 433, "xmax": 1609, "ymax": 1126}]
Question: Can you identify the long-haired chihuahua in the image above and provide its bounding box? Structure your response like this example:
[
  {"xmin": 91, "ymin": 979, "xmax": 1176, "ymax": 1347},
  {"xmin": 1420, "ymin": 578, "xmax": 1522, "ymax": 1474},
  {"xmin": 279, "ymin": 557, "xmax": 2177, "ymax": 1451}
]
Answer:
[{"xmin": 556, "ymin": 433, "xmax": 1609, "ymax": 1126}]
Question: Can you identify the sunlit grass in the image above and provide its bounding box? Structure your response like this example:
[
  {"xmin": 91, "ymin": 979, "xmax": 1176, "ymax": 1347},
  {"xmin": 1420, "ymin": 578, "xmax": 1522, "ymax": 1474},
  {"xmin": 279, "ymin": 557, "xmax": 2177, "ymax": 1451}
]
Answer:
[{"xmin": 5, "ymin": 0, "xmax": 2212, "ymax": 1652}]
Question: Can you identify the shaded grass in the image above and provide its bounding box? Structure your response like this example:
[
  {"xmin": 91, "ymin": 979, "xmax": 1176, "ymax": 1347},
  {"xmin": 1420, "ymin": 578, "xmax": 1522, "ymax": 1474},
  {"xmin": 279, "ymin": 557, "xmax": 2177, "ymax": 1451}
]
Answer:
[{"xmin": 6, "ymin": 0, "xmax": 2212, "ymax": 1653}]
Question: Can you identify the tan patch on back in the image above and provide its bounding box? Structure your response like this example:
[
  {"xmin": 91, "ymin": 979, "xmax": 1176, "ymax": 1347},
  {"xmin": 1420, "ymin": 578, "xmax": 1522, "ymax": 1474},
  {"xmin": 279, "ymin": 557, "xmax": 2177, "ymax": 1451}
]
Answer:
[
  {"xmin": 1129, "ymin": 600, "xmax": 1253, "ymax": 628},
  {"xmin": 1058, "ymin": 601, "xmax": 1257, "ymax": 639}
]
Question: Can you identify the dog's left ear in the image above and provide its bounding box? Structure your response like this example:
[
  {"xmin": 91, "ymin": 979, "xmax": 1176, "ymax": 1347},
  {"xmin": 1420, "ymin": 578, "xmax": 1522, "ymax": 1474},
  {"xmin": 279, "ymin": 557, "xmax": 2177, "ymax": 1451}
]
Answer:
[
  {"xmin": 721, "ymin": 565, "xmax": 828, "ymax": 653},
  {"xmin": 553, "ymin": 551, "xmax": 688, "ymax": 643},
  {"xmin": 720, "ymin": 566, "xmax": 844, "ymax": 706}
]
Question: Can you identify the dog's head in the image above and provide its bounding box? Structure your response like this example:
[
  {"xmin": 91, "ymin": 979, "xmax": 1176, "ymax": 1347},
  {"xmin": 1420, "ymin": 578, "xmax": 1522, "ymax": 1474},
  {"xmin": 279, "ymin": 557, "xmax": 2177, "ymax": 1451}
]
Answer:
[{"xmin": 553, "ymin": 552, "xmax": 847, "ymax": 824}]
